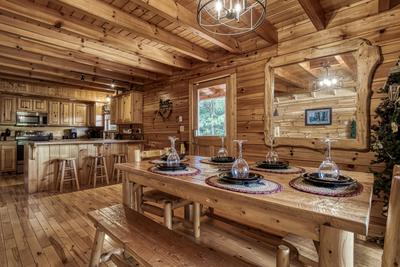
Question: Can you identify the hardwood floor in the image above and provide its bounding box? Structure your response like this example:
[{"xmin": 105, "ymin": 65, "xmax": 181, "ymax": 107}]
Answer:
[{"xmin": 0, "ymin": 176, "xmax": 383, "ymax": 267}]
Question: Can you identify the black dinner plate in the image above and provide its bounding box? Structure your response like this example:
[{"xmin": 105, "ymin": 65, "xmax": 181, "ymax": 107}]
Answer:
[
  {"xmin": 160, "ymin": 154, "xmax": 186, "ymax": 161},
  {"xmin": 256, "ymin": 161, "xmax": 289, "ymax": 170},
  {"xmin": 211, "ymin": 156, "xmax": 236, "ymax": 163},
  {"xmin": 218, "ymin": 172, "xmax": 263, "ymax": 182},
  {"xmin": 156, "ymin": 163, "xmax": 188, "ymax": 171},
  {"xmin": 302, "ymin": 172, "xmax": 356, "ymax": 187}
]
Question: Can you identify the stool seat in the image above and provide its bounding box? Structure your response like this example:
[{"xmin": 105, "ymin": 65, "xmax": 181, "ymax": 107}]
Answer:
[{"xmin": 58, "ymin": 157, "xmax": 76, "ymax": 161}]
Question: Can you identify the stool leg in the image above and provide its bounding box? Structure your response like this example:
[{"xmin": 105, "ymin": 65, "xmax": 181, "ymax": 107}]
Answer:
[
  {"xmin": 88, "ymin": 158, "xmax": 93, "ymax": 186},
  {"xmin": 72, "ymin": 160, "xmax": 80, "ymax": 191},
  {"xmin": 164, "ymin": 202, "xmax": 173, "ymax": 230},
  {"xmin": 112, "ymin": 156, "xmax": 117, "ymax": 181},
  {"xmin": 103, "ymin": 157, "xmax": 110, "ymax": 185},
  {"xmin": 193, "ymin": 202, "xmax": 201, "ymax": 239},
  {"xmin": 59, "ymin": 161, "xmax": 66, "ymax": 193},
  {"xmin": 55, "ymin": 160, "xmax": 61, "ymax": 191},
  {"xmin": 93, "ymin": 158, "xmax": 98, "ymax": 188},
  {"xmin": 116, "ymin": 156, "xmax": 122, "ymax": 183},
  {"xmin": 89, "ymin": 227, "xmax": 105, "ymax": 267}
]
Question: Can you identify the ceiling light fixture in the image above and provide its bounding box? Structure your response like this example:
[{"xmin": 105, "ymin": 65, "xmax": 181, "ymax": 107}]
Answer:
[
  {"xmin": 197, "ymin": 0, "xmax": 266, "ymax": 36},
  {"xmin": 105, "ymin": 95, "xmax": 111, "ymax": 103},
  {"xmin": 111, "ymin": 80, "xmax": 116, "ymax": 88},
  {"xmin": 314, "ymin": 64, "xmax": 342, "ymax": 91}
]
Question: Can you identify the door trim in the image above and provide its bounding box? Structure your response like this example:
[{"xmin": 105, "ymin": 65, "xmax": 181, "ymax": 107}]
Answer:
[{"xmin": 189, "ymin": 69, "xmax": 237, "ymax": 155}]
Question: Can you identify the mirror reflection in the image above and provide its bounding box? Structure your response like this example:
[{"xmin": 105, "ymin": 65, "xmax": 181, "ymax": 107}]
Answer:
[{"xmin": 273, "ymin": 52, "xmax": 358, "ymax": 140}]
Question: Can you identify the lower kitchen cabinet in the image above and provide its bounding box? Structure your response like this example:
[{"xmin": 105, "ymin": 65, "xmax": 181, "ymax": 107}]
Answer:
[{"xmin": 0, "ymin": 142, "xmax": 17, "ymax": 172}]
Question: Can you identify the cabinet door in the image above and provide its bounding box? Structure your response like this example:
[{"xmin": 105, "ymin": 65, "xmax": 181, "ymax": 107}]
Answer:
[
  {"xmin": 123, "ymin": 94, "xmax": 133, "ymax": 123},
  {"xmin": 60, "ymin": 102, "xmax": 73, "ymax": 125},
  {"xmin": 0, "ymin": 96, "xmax": 16, "ymax": 124},
  {"xmin": 33, "ymin": 99, "xmax": 48, "ymax": 112},
  {"xmin": 132, "ymin": 92, "xmax": 143, "ymax": 124},
  {"xmin": 117, "ymin": 97, "xmax": 124, "ymax": 124},
  {"xmin": 110, "ymin": 98, "xmax": 118, "ymax": 124},
  {"xmin": 18, "ymin": 98, "xmax": 33, "ymax": 111},
  {"xmin": 48, "ymin": 101, "xmax": 60, "ymax": 125},
  {"xmin": 73, "ymin": 103, "xmax": 88, "ymax": 126},
  {"xmin": 1, "ymin": 143, "xmax": 16, "ymax": 172}
]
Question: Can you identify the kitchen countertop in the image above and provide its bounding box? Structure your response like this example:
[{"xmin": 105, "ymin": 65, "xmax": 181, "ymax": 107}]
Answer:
[{"xmin": 28, "ymin": 139, "xmax": 145, "ymax": 146}]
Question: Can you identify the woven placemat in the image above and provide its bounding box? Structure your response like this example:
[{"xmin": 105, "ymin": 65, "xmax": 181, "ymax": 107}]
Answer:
[
  {"xmin": 200, "ymin": 158, "xmax": 234, "ymax": 166},
  {"xmin": 149, "ymin": 166, "xmax": 201, "ymax": 177},
  {"xmin": 205, "ymin": 176, "xmax": 282, "ymax": 195},
  {"xmin": 251, "ymin": 165, "xmax": 306, "ymax": 174},
  {"xmin": 149, "ymin": 158, "xmax": 189, "ymax": 164},
  {"xmin": 289, "ymin": 176, "xmax": 363, "ymax": 197}
]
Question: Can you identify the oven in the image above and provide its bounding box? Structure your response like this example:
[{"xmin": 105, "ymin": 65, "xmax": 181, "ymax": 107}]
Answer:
[{"xmin": 16, "ymin": 112, "xmax": 48, "ymax": 126}]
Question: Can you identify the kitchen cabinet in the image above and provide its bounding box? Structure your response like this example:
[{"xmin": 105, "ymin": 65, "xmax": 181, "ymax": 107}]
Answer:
[
  {"xmin": 73, "ymin": 103, "xmax": 88, "ymax": 126},
  {"xmin": 18, "ymin": 98, "xmax": 33, "ymax": 111},
  {"xmin": 111, "ymin": 91, "xmax": 143, "ymax": 124},
  {"xmin": 0, "ymin": 96, "xmax": 16, "ymax": 124},
  {"xmin": 0, "ymin": 142, "xmax": 16, "ymax": 172},
  {"xmin": 60, "ymin": 102, "xmax": 73, "ymax": 125},
  {"xmin": 89, "ymin": 102, "xmax": 104, "ymax": 127},
  {"xmin": 33, "ymin": 99, "xmax": 47, "ymax": 112},
  {"xmin": 48, "ymin": 101, "xmax": 60, "ymax": 125}
]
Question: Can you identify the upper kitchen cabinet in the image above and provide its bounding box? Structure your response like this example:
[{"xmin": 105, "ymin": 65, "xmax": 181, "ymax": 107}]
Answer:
[
  {"xmin": 111, "ymin": 91, "xmax": 143, "ymax": 125},
  {"xmin": 48, "ymin": 101, "xmax": 60, "ymax": 125},
  {"xmin": 89, "ymin": 102, "xmax": 104, "ymax": 127},
  {"xmin": 33, "ymin": 99, "xmax": 47, "ymax": 112},
  {"xmin": 73, "ymin": 103, "xmax": 88, "ymax": 126},
  {"xmin": 18, "ymin": 97, "xmax": 47, "ymax": 112},
  {"xmin": 0, "ymin": 96, "xmax": 16, "ymax": 125},
  {"xmin": 60, "ymin": 102, "xmax": 73, "ymax": 126}
]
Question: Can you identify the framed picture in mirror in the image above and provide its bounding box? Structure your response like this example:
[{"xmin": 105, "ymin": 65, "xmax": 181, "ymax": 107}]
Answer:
[{"xmin": 305, "ymin": 108, "xmax": 332, "ymax": 126}]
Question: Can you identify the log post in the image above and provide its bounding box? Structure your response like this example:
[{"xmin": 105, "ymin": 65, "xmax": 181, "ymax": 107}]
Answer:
[
  {"xmin": 319, "ymin": 225, "xmax": 354, "ymax": 267},
  {"xmin": 276, "ymin": 245, "xmax": 290, "ymax": 267},
  {"xmin": 89, "ymin": 228, "xmax": 105, "ymax": 267}
]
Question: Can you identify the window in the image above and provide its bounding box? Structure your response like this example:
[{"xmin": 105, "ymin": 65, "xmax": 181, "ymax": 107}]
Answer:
[{"xmin": 197, "ymin": 84, "xmax": 226, "ymax": 136}]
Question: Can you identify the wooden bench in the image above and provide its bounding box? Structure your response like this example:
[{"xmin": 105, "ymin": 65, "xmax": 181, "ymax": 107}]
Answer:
[{"xmin": 88, "ymin": 204, "xmax": 255, "ymax": 267}]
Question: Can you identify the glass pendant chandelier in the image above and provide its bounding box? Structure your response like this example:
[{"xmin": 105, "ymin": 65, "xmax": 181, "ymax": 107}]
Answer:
[
  {"xmin": 197, "ymin": 0, "xmax": 266, "ymax": 36},
  {"xmin": 314, "ymin": 64, "xmax": 343, "ymax": 91}
]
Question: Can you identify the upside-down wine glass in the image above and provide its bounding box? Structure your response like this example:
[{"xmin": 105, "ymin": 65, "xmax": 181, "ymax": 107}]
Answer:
[
  {"xmin": 217, "ymin": 136, "xmax": 228, "ymax": 158},
  {"xmin": 167, "ymin": 136, "xmax": 180, "ymax": 166},
  {"xmin": 266, "ymin": 135, "xmax": 279, "ymax": 163},
  {"xmin": 318, "ymin": 138, "xmax": 340, "ymax": 179},
  {"xmin": 231, "ymin": 140, "xmax": 250, "ymax": 179}
]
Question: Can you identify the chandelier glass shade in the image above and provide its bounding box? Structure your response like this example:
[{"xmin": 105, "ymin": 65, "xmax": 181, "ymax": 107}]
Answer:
[
  {"xmin": 314, "ymin": 65, "xmax": 343, "ymax": 91},
  {"xmin": 197, "ymin": 0, "xmax": 266, "ymax": 36}
]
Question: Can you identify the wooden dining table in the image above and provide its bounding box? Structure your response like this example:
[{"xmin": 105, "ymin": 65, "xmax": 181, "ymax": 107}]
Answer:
[{"xmin": 116, "ymin": 156, "xmax": 374, "ymax": 267}]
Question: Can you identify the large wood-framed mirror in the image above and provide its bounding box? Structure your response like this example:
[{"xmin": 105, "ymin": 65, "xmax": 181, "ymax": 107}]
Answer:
[{"xmin": 264, "ymin": 39, "xmax": 381, "ymax": 151}]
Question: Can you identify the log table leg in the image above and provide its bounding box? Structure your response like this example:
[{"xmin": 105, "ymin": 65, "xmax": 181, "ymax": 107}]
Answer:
[
  {"xmin": 122, "ymin": 177, "xmax": 133, "ymax": 209},
  {"xmin": 89, "ymin": 227, "xmax": 105, "ymax": 267},
  {"xmin": 193, "ymin": 202, "xmax": 201, "ymax": 239},
  {"xmin": 319, "ymin": 225, "xmax": 354, "ymax": 267}
]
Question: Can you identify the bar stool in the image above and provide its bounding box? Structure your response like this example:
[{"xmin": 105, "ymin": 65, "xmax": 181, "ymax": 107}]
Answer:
[
  {"xmin": 112, "ymin": 153, "xmax": 128, "ymax": 183},
  {"xmin": 56, "ymin": 158, "xmax": 80, "ymax": 193},
  {"xmin": 88, "ymin": 155, "xmax": 109, "ymax": 188}
]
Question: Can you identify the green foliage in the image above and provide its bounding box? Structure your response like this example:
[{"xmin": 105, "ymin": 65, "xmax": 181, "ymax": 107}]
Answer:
[
  {"xmin": 198, "ymin": 98, "xmax": 225, "ymax": 136},
  {"xmin": 371, "ymin": 71, "xmax": 400, "ymax": 204}
]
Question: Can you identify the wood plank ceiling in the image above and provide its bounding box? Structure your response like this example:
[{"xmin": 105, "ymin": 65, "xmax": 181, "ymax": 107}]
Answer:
[{"xmin": 0, "ymin": 0, "xmax": 396, "ymax": 92}]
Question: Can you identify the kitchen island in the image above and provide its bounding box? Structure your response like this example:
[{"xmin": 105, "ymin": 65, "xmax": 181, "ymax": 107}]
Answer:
[{"xmin": 25, "ymin": 139, "xmax": 144, "ymax": 193}]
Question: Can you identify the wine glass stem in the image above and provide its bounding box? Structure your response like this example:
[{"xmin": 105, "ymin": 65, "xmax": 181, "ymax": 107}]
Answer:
[
  {"xmin": 327, "ymin": 142, "xmax": 332, "ymax": 160},
  {"xmin": 238, "ymin": 142, "xmax": 243, "ymax": 159}
]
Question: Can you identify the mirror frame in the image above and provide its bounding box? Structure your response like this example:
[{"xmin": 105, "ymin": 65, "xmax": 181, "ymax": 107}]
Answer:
[{"xmin": 264, "ymin": 39, "xmax": 381, "ymax": 151}]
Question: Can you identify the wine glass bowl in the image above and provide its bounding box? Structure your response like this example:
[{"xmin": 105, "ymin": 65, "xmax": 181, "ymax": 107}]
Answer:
[
  {"xmin": 318, "ymin": 138, "xmax": 340, "ymax": 180},
  {"xmin": 231, "ymin": 140, "xmax": 249, "ymax": 179},
  {"xmin": 166, "ymin": 136, "xmax": 180, "ymax": 166},
  {"xmin": 216, "ymin": 136, "xmax": 228, "ymax": 158}
]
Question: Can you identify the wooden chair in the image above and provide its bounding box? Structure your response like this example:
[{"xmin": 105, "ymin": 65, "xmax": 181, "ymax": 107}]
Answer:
[
  {"xmin": 88, "ymin": 204, "xmax": 292, "ymax": 267},
  {"xmin": 112, "ymin": 153, "xmax": 127, "ymax": 183},
  {"xmin": 56, "ymin": 158, "xmax": 80, "ymax": 192},
  {"xmin": 88, "ymin": 155, "xmax": 109, "ymax": 188},
  {"xmin": 284, "ymin": 165, "xmax": 400, "ymax": 267}
]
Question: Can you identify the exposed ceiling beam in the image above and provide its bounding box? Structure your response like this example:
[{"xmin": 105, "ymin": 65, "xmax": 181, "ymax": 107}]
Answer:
[
  {"xmin": 238, "ymin": 9, "xmax": 278, "ymax": 44},
  {"xmin": 275, "ymin": 68, "xmax": 311, "ymax": 89},
  {"xmin": 128, "ymin": 0, "xmax": 241, "ymax": 53},
  {"xmin": 0, "ymin": 32, "xmax": 158, "ymax": 80},
  {"xmin": 55, "ymin": 0, "xmax": 211, "ymax": 62},
  {"xmin": 298, "ymin": 0, "xmax": 326, "ymax": 31},
  {"xmin": 0, "ymin": 0, "xmax": 192, "ymax": 69},
  {"xmin": 0, "ymin": 15, "xmax": 174, "ymax": 75},
  {"xmin": 0, "ymin": 55, "xmax": 139, "ymax": 90},
  {"xmin": 0, "ymin": 45, "xmax": 145, "ymax": 85},
  {"xmin": 379, "ymin": 0, "xmax": 400, "ymax": 11},
  {"xmin": 0, "ymin": 66, "xmax": 118, "ymax": 92}
]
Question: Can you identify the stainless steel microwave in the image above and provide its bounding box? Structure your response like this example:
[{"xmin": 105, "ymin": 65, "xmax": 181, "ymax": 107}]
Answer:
[{"xmin": 16, "ymin": 111, "xmax": 48, "ymax": 126}]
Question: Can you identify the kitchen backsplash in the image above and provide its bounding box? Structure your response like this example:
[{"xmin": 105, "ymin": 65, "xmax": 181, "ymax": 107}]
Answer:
[{"xmin": 0, "ymin": 126, "xmax": 88, "ymax": 139}]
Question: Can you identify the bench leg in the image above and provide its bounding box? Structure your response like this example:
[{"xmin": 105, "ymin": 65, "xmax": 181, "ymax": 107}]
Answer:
[
  {"xmin": 89, "ymin": 228, "xmax": 105, "ymax": 267},
  {"xmin": 276, "ymin": 245, "xmax": 290, "ymax": 267},
  {"xmin": 164, "ymin": 202, "xmax": 173, "ymax": 230},
  {"xmin": 193, "ymin": 202, "xmax": 201, "ymax": 239}
]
